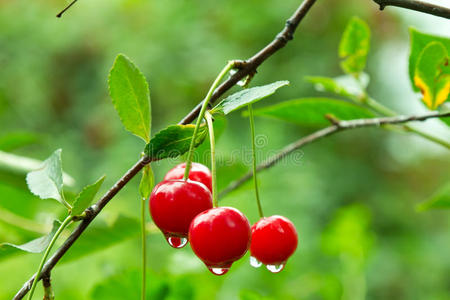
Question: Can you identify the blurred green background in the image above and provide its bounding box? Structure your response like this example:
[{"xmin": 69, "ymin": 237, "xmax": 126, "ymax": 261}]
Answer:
[{"xmin": 0, "ymin": 0, "xmax": 449, "ymax": 299}]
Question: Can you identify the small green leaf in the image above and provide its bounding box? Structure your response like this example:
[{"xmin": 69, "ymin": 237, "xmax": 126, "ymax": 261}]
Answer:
[
  {"xmin": 306, "ymin": 73, "xmax": 370, "ymax": 100},
  {"xmin": 212, "ymin": 81, "xmax": 289, "ymax": 115},
  {"xmin": 109, "ymin": 54, "xmax": 151, "ymax": 142},
  {"xmin": 145, "ymin": 124, "xmax": 207, "ymax": 160},
  {"xmin": 71, "ymin": 176, "xmax": 106, "ymax": 216},
  {"xmin": 248, "ymin": 98, "xmax": 374, "ymax": 127},
  {"xmin": 339, "ymin": 17, "xmax": 371, "ymax": 75},
  {"xmin": 26, "ymin": 149, "xmax": 66, "ymax": 205},
  {"xmin": 0, "ymin": 220, "xmax": 61, "ymax": 260},
  {"xmin": 409, "ymin": 28, "xmax": 450, "ymax": 92},
  {"xmin": 416, "ymin": 183, "xmax": 450, "ymax": 211},
  {"xmin": 139, "ymin": 165, "xmax": 154, "ymax": 199},
  {"xmin": 414, "ymin": 42, "xmax": 450, "ymax": 109}
]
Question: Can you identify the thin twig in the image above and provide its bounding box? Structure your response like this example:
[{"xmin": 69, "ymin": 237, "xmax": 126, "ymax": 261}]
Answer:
[
  {"xmin": 219, "ymin": 111, "xmax": 450, "ymax": 197},
  {"xmin": 373, "ymin": 0, "xmax": 450, "ymax": 19},
  {"xmin": 56, "ymin": 0, "xmax": 79, "ymax": 18}
]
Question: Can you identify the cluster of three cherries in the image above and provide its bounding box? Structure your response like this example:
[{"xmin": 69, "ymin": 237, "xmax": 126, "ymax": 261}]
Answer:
[{"xmin": 149, "ymin": 162, "xmax": 298, "ymax": 275}]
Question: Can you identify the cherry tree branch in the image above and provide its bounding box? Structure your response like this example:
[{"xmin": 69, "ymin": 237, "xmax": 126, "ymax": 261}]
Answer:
[
  {"xmin": 373, "ymin": 0, "xmax": 450, "ymax": 19},
  {"xmin": 219, "ymin": 111, "xmax": 450, "ymax": 197},
  {"xmin": 13, "ymin": 1, "xmax": 318, "ymax": 298}
]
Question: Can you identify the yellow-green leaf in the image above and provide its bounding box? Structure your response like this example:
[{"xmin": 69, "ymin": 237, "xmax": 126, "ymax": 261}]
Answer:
[
  {"xmin": 409, "ymin": 28, "xmax": 450, "ymax": 92},
  {"xmin": 339, "ymin": 17, "xmax": 371, "ymax": 76},
  {"xmin": 413, "ymin": 42, "xmax": 450, "ymax": 109}
]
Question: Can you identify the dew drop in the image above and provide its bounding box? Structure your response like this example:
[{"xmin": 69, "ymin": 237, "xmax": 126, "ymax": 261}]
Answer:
[
  {"xmin": 266, "ymin": 263, "xmax": 285, "ymax": 273},
  {"xmin": 237, "ymin": 78, "xmax": 247, "ymax": 87},
  {"xmin": 165, "ymin": 236, "xmax": 188, "ymax": 249},
  {"xmin": 250, "ymin": 256, "xmax": 262, "ymax": 268},
  {"xmin": 208, "ymin": 267, "xmax": 229, "ymax": 276}
]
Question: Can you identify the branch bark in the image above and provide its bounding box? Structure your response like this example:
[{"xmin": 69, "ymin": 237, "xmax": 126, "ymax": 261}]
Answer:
[
  {"xmin": 219, "ymin": 111, "xmax": 450, "ymax": 197},
  {"xmin": 373, "ymin": 0, "xmax": 450, "ymax": 19},
  {"xmin": 13, "ymin": 1, "xmax": 318, "ymax": 298}
]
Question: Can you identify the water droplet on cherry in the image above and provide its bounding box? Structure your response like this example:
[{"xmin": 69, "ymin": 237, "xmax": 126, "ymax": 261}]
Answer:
[
  {"xmin": 266, "ymin": 263, "xmax": 285, "ymax": 273},
  {"xmin": 165, "ymin": 235, "xmax": 187, "ymax": 249},
  {"xmin": 250, "ymin": 256, "xmax": 262, "ymax": 268},
  {"xmin": 208, "ymin": 267, "xmax": 229, "ymax": 276}
]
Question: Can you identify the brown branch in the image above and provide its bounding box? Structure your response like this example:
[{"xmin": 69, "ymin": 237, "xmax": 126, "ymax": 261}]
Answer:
[
  {"xmin": 13, "ymin": 1, "xmax": 318, "ymax": 298},
  {"xmin": 219, "ymin": 111, "xmax": 450, "ymax": 197},
  {"xmin": 373, "ymin": 0, "xmax": 450, "ymax": 19},
  {"xmin": 42, "ymin": 274, "xmax": 54, "ymax": 300}
]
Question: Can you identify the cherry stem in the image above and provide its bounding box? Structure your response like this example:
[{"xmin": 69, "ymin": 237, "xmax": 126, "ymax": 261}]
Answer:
[
  {"xmin": 183, "ymin": 61, "xmax": 236, "ymax": 181},
  {"xmin": 248, "ymin": 104, "xmax": 264, "ymax": 218},
  {"xmin": 140, "ymin": 197, "xmax": 147, "ymax": 300},
  {"xmin": 27, "ymin": 215, "xmax": 74, "ymax": 300},
  {"xmin": 205, "ymin": 111, "xmax": 218, "ymax": 207},
  {"xmin": 56, "ymin": 0, "xmax": 78, "ymax": 18}
]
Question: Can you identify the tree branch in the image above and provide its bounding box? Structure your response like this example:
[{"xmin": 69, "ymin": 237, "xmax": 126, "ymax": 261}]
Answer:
[
  {"xmin": 373, "ymin": 0, "xmax": 450, "ymax": 19},
  {"xmin": 219, "ymin": 111, "xmax": 450, "ymax": 197},
  {"xmin": 13, "ymin": 1, "xmax": 318, "ymax": 298}
]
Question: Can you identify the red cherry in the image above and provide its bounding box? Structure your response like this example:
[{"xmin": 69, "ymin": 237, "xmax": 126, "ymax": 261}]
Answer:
[
  {"xmin": 149, "ymin": 179, "xmax": 213, "ymax": 248},
  {"xmin": 164, "ymin": 162, "xmax": 212, "ymax": 192},
  {"xmin": 189, "ymin": 207, "xmax": 251, "ymax": 275},
  {"xmin": 250, "ymin": 215, "xmax": 298, "ymax": 273}
]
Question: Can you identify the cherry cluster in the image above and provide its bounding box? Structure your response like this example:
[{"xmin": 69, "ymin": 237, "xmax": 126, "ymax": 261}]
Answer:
[{"xmin": 149, "ymin": 162, "xmax": 298, "ymax": 275}]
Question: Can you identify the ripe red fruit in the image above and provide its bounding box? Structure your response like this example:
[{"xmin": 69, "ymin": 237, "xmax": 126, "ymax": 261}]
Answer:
[
  {"xmin": 250, "ymin": 215, "xmax": 298, "ymax": 273},
  {"xmin": 189, "ymin": 207, "xmax": 251, "ymax": 275},
  {"xmin": 164, "ymin": 162, "xmax": 212, "ymax": 192},
  {"xmin": 149, "ymin": 179, "xmax": 213, "ymax": 248}
]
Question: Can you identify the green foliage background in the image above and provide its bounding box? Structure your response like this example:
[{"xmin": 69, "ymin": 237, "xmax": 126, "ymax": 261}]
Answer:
[{"xmin": 0, "ymin": 0, "xmax": 449, "ymax": 299}]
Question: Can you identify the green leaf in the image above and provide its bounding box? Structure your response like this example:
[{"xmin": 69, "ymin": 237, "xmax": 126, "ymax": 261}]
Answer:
[
  {"xmin": 306, "ymin": 73, "xmax": 370, "ymax": 100},
  {"xmin": 145, "ymin": 124, "xmax": 207, "ymax": 160},
  {"xmin": 139, "ymin": 165, "xmax": 154, "ymax": 199},
  {"xmin": 25, "ymin": 149, "xmax": 67, "ymax": 205},
  {"xmin": 413, "ymin": 42, "xmax": 450, "ymax": 110},
  {"xmin": 339, "ymin": 17, "xmax": 371, "ymax": 75},
  {"xmin": 249, "ymin": 98, "xmax": 374, "ymax": 127},
  {"xmin": 0, "ymin": 131, "xmax": 40, "ymax": 151},
  {"xmin": 416, "ymin": 183, "xmax": 450, "ymax": 211},
  {"xmin": 409, "ymin": 28, "xmax": 450, "ymax": 92},
  {"xmin": 71, "ymin": 176, "xmax": 106, "ymax": 216},
  {"xmin": 0, "ymin": 220, "xmax": 60, "ymax": 260},
  {"xmin": 212, "ymin": 81, "xmax": 289, "ymax": 115},
  {"xmin": 61, "ymin": 215, "xmax": 140, "ymax": 263},
  {"xmin": 108, "ymin": 54, "xmax": 151, "ymax": 142}
]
